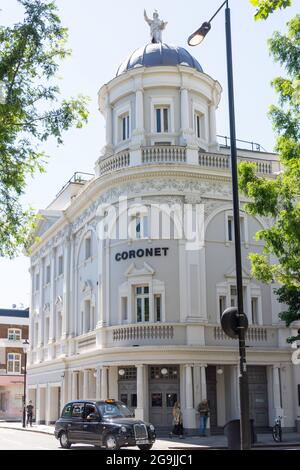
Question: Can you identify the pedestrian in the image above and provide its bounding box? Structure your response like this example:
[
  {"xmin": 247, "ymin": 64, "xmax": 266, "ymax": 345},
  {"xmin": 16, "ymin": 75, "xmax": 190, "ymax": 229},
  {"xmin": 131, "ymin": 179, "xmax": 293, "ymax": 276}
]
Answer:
[
  {"xmin": 198, "ymin": 398, "xmax": 210, "ymax": 436},
  {"xmin": 26, "ymin": 400, "xmax": 34, "ymax": 427},
  {"xmin": 170, "ymin": 402, "xmax": 184, "ymax": 438}
]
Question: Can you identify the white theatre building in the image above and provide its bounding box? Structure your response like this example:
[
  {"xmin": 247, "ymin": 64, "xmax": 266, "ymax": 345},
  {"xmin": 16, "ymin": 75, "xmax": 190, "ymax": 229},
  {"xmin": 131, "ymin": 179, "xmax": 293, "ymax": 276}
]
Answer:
[{"xmin": 27, "ymin": 17, "xmax": 300, "ymax": 432}]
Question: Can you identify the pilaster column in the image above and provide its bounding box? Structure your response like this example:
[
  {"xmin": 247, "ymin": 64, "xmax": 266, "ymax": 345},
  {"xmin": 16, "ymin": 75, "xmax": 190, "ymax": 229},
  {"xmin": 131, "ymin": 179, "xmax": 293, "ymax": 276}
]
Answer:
[
  {"xmin": 49, "ymin": 248, "xmax": 56, "ymax": 343},
  {"xmin": 273, "ymin": 365, "xmax": 283, "ymax": 418},
  {"xmin": 37, "ymin": 258, "xmax": 44, "ymax": 347},
  {"xmin": 105, "ymin": 95, "xmax": 113, "ymax": 152},
  {"xmin": 185, "ymin": 365, "xmax": 193, "ymax": 409},
  {"xmin": 183, "ymin": 365, "xmax": 196, "ymax": 429},
  {"xmin": 72, "ymin": 371, "xmax": 78, "ymax": 400},
  {"xmin": 68, "ymin": 234, "xmax": 75, "ymax": 338},
  {"xmin": 45, "ymin": 385, "xmax": 51, "ymax": 425},
  {"xmin": 100, "ymin": 366, "xmax": 109, "ymax": 399},
  {"xmin": 95, "ymin": 367, "xmax": 101, "ymax": 399},
  {"xmin": 193, "ymin": 364, "xmax": 201, "ymax": 409},
  {"xmin": 208, "ymin": 103, "xmax": 218, "ymax": 149},
  {"xmin": 36, "ymin": 386, "xmax": 41, "ymax": 424},
  {"xmin": 180, "ymin": 88, "xmax": 189, "ymax": 131},
  {"xmin": 28, "ymin": 264, "xmax": 35, "ymax": 362},
  {"xmin": 135, "ymin": 88, "xmax": 144, "ymax": 134},
  {"xmin": 135, "ymin": 365, "xmax": 145, "ymax": 420},
  {"xmin": 83, "ymin": 369, "xmax": 89, "ymax": 399},
  {"xmin": 230, "ymin": 365, "xmax": 240, "ymax": 419},
  {"xmin": 200, "ymin": 365, "xmax": 207, "ymax": 401},
  {"xmin": 62, "ymin": 234, "xmax": 71, "ymax": 339}
]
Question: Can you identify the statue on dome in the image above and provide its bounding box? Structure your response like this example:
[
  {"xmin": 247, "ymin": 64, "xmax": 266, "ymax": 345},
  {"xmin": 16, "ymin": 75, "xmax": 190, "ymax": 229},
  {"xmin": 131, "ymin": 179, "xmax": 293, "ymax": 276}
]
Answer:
[{"xmin": 144, "ymin": 9, "xmax": 167, "ymax": 44}]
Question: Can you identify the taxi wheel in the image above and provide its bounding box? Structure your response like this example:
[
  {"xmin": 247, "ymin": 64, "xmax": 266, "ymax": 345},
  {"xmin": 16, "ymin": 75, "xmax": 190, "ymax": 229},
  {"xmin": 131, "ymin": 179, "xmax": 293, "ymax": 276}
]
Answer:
[
  {"xmin": 59, "ymin": 431, "xmax": 71, "ymax": 449},
  {"xmin": 137, "ymin": 444, "xmax": 153, "ymax": 451},
  {"xmin": 105, "ymin": 434, "xmax": 120, "ymax": 450}
]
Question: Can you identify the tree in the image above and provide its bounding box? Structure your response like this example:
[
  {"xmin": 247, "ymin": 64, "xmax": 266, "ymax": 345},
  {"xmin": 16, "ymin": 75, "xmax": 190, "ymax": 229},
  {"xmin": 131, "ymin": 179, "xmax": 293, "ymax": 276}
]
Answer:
[
  {"xmin": 239, "ymin": 11, "xmax": 300, "ymax": 341},
  {"xmin": 250, "ymin": 0, "xmax": 293, "ymax": 20},
  {"xmin": 0, "ymin": 0, "xmax": 89, "ymax": 257}
]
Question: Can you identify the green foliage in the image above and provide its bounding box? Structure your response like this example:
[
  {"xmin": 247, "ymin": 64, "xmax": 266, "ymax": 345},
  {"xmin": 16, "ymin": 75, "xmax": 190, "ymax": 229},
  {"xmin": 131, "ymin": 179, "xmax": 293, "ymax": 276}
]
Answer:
[
  {"xmin": 276, "ymin": 285, "xmax": 300, "ymax": 343},
  {"xmin": 0, "ymin": 0, "xmax": 89, "ymax": 257},
  {"xmin": 239, "ymin": 14, "xmax": 300, "ymax": 342},
  {"xmin": 250, "ymin": 0, "xmax": 292, "ymax": 20}
]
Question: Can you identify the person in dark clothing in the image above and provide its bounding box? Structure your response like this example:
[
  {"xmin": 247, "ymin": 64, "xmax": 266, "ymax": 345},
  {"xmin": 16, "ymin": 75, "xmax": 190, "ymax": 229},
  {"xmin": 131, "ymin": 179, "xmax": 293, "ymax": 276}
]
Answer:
[
  {"xmin": 198, "ymin": 399, "xmax": 210, "ymax": 436},
  {"xmin": 170, "ymin": 402, "xmax": 184, "ymax": 438},
  {"xmin": 26, "ymin": 400, "xmax": 34, "ymax": 427}
]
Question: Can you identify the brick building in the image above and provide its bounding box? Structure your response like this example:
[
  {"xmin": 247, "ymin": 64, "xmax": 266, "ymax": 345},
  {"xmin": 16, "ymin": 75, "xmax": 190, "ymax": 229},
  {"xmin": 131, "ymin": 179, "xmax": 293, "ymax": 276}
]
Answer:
[{"xmin": 0, "ymin": 308, "xmax": 29, "ymax": 420}]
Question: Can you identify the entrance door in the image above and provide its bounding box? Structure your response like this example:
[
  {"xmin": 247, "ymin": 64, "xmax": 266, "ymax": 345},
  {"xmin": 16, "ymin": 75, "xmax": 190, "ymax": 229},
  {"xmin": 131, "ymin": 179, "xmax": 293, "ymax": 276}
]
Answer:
[
  {"xmin": 248, "ymin": 366, "xmax": 269, "ymax": 427},
  {"xmin": 118, "ymin": 367, "xmax": 137, "ymax": 415},
  {"xmin": 206, "ymin": 366, "xmax": 218, "ymax": 430},
  {"xmin": 149, "ymin": 366, "xmax": 179, "ymax": 428}
]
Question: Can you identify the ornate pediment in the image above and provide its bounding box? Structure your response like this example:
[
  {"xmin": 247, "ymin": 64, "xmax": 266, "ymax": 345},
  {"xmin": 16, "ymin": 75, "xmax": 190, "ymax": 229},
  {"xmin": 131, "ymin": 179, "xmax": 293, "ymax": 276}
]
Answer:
[
  {"xmin": 125, "ymin": 262, "xmax": 155, "ymax": 277},
  {"xmin": 225, "ymin": 265, "xmax": 251, "ymax": 279}
]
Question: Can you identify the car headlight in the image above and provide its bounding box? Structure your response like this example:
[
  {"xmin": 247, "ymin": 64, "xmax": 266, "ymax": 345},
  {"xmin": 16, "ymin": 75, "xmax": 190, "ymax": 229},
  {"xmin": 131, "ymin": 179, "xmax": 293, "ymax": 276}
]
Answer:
[
  {"xmin": 149, "ymin": 424, "xmax": 155, "ymax": 432},
  {"xmin": 120, "ymin": 426, "xmax": 127, "ymax": 433}
]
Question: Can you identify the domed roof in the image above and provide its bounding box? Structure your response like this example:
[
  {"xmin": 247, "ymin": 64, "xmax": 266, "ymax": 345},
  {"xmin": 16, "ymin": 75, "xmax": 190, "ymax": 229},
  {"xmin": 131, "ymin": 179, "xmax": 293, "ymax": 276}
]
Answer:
[{"xmin": 116, "ymin": 43, "xmax": 203, "ymax": 76}]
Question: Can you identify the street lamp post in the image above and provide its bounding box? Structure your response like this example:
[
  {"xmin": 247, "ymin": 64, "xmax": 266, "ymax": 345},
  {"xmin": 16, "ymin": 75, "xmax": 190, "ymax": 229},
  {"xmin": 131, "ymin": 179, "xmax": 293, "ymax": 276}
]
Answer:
[
  {"xmin": 22, "ymin": 339, "xmax": 29, "ymax": 428},
  {"xmin": 188, "ymin": 0, "xmax": 251, "ymax": 450}
]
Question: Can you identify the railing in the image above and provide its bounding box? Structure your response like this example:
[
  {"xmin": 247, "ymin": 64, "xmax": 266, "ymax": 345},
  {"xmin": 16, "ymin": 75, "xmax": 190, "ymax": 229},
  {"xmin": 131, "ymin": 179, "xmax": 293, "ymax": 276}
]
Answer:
[
  {"xmin": 213, "ymin": 326, "xmax": 268, "ymax": 342},
  {"xmin": 198, "ymin": 152, "xmax": 273, "ymax": 174},
  {"xmin": 199, "ymin": 152, "xmax": 229, "ymax": 169},
  {"xmin": 217, "ymin": 134, "xmax": 267, "ymax": 152},
  {"xmin": 142, "ymin": 146, "xmax": 186, "ymax": 164},
  {"xmin": 98, "ymin": 150, "xmax": 130, "ymax": 176},
  {"xmin": 56, "ymin": 172, "xmax": 94, "ymax": 198},
  {"xmin": 113, "ymin": 324, "xmax": 174, "ymax": 341}
]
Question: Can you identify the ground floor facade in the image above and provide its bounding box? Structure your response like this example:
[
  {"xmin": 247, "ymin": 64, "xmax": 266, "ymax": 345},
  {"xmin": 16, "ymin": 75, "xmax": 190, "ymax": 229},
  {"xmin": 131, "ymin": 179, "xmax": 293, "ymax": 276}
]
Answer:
[
  {"xmin": 27, "ymin": 347, "xmax": 299, "ymax": 432},
  {"xmin": 0, "ymin": 376, "xmax": 24, "ymax": 420}
]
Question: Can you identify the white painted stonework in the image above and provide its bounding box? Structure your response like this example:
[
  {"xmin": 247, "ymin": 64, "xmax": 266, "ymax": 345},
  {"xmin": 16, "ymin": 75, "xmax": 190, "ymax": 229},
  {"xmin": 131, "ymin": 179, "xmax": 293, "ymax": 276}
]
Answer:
[{"xmin": 27, "ymin": 40, "xmax": 300, "ymax": 432}]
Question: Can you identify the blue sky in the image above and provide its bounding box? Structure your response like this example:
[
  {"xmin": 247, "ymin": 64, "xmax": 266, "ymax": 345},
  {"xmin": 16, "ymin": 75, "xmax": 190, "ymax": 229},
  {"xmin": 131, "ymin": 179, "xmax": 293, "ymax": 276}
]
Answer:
[{"xmin": 0, "ymin": 0, "xmax": 298, "ymax": 308}]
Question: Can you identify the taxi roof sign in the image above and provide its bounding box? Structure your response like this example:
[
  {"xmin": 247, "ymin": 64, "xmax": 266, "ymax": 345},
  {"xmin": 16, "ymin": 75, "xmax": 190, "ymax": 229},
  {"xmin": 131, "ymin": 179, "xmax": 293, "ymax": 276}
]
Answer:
[{"xmin": 105, "ymin": 399, "xmax": 116, "ymax": 404}]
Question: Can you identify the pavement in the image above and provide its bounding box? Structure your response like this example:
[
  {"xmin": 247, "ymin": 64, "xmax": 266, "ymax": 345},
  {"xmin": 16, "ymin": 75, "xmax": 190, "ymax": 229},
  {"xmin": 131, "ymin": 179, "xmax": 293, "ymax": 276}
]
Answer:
[{"xmin": 1, "ymin": 421, "xmax": 300, "ymax": 449}]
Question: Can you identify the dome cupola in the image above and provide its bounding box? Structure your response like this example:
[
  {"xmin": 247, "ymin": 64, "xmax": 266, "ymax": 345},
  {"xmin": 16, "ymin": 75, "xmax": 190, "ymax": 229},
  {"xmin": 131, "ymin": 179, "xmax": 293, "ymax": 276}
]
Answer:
[{"xmin": 116, "ymin": 43, "xmax": 203, "ymax": 77}]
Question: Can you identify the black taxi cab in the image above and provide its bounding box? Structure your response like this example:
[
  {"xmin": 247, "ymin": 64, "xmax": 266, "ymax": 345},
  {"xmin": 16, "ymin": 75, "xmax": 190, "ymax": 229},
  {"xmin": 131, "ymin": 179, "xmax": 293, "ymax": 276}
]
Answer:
[{"xmin": 54, "ymin": 399, "xmax": 156, "ymax": 450}]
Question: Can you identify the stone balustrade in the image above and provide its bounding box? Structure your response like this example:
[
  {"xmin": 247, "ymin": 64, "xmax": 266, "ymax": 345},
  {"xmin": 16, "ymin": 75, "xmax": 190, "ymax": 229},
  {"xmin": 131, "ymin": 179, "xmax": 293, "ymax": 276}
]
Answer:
[
  {"xmin": 97, "ymin": 146, "xmax": 278, "ymax": 178},
  {"xmin": 142, "ymin": 146, "xmax": 186, "ymax": 164}
]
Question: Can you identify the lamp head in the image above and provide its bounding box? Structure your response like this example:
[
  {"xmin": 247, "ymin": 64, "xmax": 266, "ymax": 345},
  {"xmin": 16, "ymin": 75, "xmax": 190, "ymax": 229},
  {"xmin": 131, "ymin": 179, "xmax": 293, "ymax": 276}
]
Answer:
[
  {"xmin": 22, "ymin": 338, "xmax": 29, "ymax": 353},
  {"xmin": 188, "ymin": 22, "xmax": 211, "ymax": 46}
]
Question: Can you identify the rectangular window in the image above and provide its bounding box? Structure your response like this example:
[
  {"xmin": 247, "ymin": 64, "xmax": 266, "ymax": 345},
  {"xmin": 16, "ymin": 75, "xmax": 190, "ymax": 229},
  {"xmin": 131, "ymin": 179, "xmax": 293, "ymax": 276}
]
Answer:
[
  {"xmin": 46, "ymin": 265, "xmax": 51, "ymax": 284},
  {"xmin": 8, "ymin": 329, "xmax": 21, "ymax": 341},
  {"xmin": 85, "ymin": 237, "xmax": 91, "ymax": 259},
  {"xmin": 72, "ymin": 403, "xmax": 84, "ymax": 418},
  {"xmin": 122, "ymin": 114, "xmax": 130, "ymax": 140},
  {"xmin": 230, "ymin": 286, "xmax": 247, "ymax": 311},
  {"xmin": 155, "ymin": 295, "xmax": 161, "ymax": 322},
  {"xmin": 195, "ymin": 112, "xmax": 204, "ymax": 139},
  {"xmin": 227, "ymin": 216, "xmax": 245, "ymax": 242},
  {"xmin": 136, "ymin": 286, "xmax": 150, "ymax": 323},
  {"xmin": 219, "ymin": 296, "xmax": 226, "ymax": 320},
  {"xmin": 7, "ymin": 353, "xmax": 21, "ymax": 374},
  {"xmin": 121, "ymin": 297, "xmax": 128, "ymax": 321},
  {"xmin": 156, "ymin": 107, "xmax": 169, "ymax": 133},
  {"xmin": 228, "ymin": 216, "xmax": 233, "ymax": 241},
  {"xmin": 230, "ymin": 286, "xmax": 237, "ymax": 307},
  {"xmin": 251, "ymin": 297, "xmax": 259, "ymax": 324},
  {"xmin": 134, "ymin": 214, "xmax": 148, "ymax": 239},
  {"xmin": 58, "ymin": 255, "xmax": 63, "ymax": 276}
]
